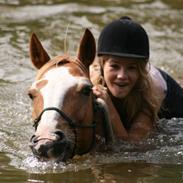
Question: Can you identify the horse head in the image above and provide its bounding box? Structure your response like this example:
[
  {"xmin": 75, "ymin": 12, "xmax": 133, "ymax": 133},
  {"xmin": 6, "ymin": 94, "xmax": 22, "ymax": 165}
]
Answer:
[{"xmin": 28, "ymin": 29, "xmax": 113, "ymax": 162}]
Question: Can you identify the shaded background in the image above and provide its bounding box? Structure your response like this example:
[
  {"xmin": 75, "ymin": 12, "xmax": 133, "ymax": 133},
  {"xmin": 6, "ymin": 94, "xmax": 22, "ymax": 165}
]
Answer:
[{"xmin": 0, "ymin": 0, "xmax": 183, "ymax": 182}]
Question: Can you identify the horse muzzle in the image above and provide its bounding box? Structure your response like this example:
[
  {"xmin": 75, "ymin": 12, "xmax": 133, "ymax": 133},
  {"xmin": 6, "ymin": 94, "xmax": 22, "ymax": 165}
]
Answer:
[{"xmin": 29, "ymin": 131, "xmax": 74, "ymax": 162}]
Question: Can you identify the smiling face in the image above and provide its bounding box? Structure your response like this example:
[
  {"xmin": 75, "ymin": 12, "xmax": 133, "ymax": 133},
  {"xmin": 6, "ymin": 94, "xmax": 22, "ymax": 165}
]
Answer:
[{"xmin": 102, "ymin": 56, "xmax": 140, "ymax": 99}]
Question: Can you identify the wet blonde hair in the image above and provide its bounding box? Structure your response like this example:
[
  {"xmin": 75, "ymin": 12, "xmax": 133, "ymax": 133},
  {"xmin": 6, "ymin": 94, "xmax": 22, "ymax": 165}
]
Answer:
[{"xmin": 95, "ymin": 56, "xmax": 159, "ymax": 124}]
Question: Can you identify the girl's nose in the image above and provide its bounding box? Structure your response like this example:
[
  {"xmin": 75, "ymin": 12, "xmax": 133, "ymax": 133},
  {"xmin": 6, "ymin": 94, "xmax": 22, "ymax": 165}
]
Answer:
[{"xmin": 117, "ymin": 68, "xmax": 128, "ymax": 79}]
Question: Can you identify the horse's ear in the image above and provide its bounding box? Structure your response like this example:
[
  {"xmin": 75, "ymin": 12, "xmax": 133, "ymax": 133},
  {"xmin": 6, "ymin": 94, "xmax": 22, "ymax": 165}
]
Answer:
[
  {"xmin": 29, "ymin": 33, "xmax": 50, "ymax": 69},
  {"xmin": 77, "ymin": 29, "xmax": 96, "ymax": 69}
]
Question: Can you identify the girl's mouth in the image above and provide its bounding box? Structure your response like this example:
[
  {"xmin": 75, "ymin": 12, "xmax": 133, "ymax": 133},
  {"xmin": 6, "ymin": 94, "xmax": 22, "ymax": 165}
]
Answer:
[{"xmin": 115, "ymin": 82, "xmax": 129, "ymax": 88}]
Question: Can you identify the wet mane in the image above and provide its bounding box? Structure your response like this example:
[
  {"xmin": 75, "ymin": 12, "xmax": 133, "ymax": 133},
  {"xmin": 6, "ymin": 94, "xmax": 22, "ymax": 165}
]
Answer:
[{"xmin": 35, "ymin": 54, "xmax": 89, "ymax": 80}]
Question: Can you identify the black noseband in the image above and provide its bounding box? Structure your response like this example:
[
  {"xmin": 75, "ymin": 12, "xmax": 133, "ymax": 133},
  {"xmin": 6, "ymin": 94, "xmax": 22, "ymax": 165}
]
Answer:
[
  {"xmin": 32, "ymin": 107, "xmax": 96, "ymax": 155},
  {"xmin": 33, "ymin": 107, "xmax": 96, "ymax": 130}
]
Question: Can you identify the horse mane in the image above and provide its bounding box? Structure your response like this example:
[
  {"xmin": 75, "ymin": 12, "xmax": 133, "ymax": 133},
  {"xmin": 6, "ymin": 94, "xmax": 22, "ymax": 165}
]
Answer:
[{"xmin": 35, "ymin": 55, "xmax": 89, "ymax": 80}]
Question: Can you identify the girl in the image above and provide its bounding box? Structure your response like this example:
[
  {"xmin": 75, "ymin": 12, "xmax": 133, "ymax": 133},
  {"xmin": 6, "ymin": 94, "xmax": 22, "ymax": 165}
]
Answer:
[{"xmin": 92, "ymin": 16, "xmax": 183, "ymax": 142}]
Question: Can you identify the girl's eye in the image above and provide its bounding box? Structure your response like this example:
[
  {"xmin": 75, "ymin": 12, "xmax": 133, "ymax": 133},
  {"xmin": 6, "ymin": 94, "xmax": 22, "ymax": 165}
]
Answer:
[
  {"xmin": 128, "ymin": 65, "xmax": 137, "ymax": 70},
  {"xmin": 110, "ymin": 64, "xmax": 119, "ymax": 69}
]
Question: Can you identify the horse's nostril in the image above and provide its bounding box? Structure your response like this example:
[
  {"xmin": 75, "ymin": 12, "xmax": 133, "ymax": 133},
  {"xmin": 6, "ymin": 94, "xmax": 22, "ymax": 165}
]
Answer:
[
  {"xmin": 30, "ymin": 135, "xmax": 38, "ymax": 145},
  {"xmin": 54, "ymin": 131, "xmax": 65, "ymax": 141}
]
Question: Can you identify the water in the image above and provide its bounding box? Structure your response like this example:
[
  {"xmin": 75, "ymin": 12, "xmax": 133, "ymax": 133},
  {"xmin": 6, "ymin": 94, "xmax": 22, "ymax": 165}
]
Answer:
[{"xmin": 0, "ymin": 0, "xmax": 183, "ymax": 182}]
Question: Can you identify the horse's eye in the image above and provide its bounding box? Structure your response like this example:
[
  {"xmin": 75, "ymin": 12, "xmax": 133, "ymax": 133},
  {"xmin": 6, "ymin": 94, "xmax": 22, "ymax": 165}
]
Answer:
[
  {"xmin": 28, "ymin": 92, "xmax": 34, "ymax": 100},
  {"xmin": 81, "ymin": 85, "xmax": 92, "ymax": 96},
  {"xmin": 28, "ymin": 89, "xmax": 38, "ymax": 100}
]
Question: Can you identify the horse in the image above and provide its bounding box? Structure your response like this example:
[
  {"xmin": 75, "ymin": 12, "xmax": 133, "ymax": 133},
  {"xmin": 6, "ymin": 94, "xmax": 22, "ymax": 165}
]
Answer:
[{"xmin": 28, "ymin": 29, "xmax": 114, "ymax": 162}]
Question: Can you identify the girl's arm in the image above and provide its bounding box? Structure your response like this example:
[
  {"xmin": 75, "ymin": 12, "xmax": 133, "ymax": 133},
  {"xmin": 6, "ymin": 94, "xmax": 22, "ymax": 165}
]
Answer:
[
  {"xmin": 92, "ymin": 85, "xmax": 128, "ymax": 140},
  {"xmin": 128, "ymin": 112, "xmax": 154, "ymax": 142},
  {"xmin": 92, "ymin": 85, "xmax": 154, "ymax": 142}
]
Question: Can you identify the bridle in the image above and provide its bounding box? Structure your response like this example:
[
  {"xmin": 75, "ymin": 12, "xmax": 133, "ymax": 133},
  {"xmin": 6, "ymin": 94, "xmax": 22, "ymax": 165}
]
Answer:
[
  {"xmin": 33, "ymin": 107, "xmax": 96, "ymax": 130},
  {"xmin": 32, "ymin": 55, "xmax": 97, "ymax": 154},
  {"xmin": 31, "ymin": 58, "xmax": 108, "ymax": 156},
  {"xmin": 33, "ymin": 106, "xmax": 96, "ymax": 155}
]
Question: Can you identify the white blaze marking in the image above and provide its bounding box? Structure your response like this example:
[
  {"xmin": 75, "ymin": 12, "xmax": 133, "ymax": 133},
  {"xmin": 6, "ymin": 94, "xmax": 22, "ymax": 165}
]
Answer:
[{"xmin": 33, "ymin": 66, "xmax": 90, "ymax": 131}]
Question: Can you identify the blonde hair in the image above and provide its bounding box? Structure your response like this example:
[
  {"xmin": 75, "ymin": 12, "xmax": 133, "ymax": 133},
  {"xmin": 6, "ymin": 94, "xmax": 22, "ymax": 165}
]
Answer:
[{"xmin": 96, "ymin": 56, "xmax": 159, "ymax": 123}]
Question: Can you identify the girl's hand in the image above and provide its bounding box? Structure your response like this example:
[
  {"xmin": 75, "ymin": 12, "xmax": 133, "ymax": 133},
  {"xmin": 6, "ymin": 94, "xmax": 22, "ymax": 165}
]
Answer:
[{"xmin": 92, "ymin": 85, "xmax": 109, "ymax": 102}]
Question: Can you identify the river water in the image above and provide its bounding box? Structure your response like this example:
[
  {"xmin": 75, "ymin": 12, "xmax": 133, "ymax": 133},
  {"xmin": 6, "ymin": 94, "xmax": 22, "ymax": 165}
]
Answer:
[{"xmin": 0, "ymin": 0, "xmax": 183, "ymax": 182}]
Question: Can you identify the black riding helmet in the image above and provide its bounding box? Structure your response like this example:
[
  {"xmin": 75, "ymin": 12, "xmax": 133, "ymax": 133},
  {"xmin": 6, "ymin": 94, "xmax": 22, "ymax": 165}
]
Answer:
[{"xmin": 97, "ymin": 16, "xmax": 149, "ymax": 60}]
